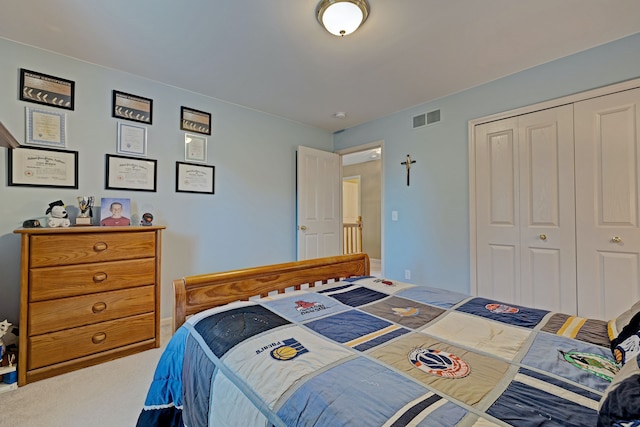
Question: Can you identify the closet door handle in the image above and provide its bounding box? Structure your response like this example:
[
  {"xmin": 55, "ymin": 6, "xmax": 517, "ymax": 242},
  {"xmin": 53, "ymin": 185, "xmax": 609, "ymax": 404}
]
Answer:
[
  {"xmin": 611, "ymin": 236, "xmax": 622, "ymax": 243},
  {"xmin": 539, "ymin": 234, "xmax": 547, "ymax": 241}
]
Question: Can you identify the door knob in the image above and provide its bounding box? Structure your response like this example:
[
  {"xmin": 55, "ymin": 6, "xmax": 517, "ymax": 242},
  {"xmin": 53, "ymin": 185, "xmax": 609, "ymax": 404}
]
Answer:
[
  {"xmin": 298, "ymin": 225, "xmax": 307, "ymax": 231},
  {"xmin": 612, "ymin": 236, "xmax": 622, "ymax": 243},
  {"xmin": 539, "ymin": 234, "xmax": 547, "ymax": 241}
]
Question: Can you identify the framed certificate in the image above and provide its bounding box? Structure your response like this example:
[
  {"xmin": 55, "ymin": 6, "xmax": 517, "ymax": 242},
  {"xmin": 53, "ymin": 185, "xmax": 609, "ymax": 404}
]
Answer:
[
  {"xmin": 117, "ymin": 122, "xmax": 147, "ymax": 156},
  {"xmin": 184, "ymin": 133, "xmax": 207, "ymax": 163},
  {"xmin": 25, "ymin": 107, "xmax": 67, "ymax": 148},
  {"xmin": 105, "ymin": 154, "xmax": 157, "ymax": 192},
  {"xmin": 8, "ymin": 146, "xmax": 78, "ymax": 188},
  {"xmin": 176, "ymin": 162, "xmax": 215, "ymax": 194},
  {"xmin": 20, "ymin": 68, "xmax": 75, "ymax": 110}
]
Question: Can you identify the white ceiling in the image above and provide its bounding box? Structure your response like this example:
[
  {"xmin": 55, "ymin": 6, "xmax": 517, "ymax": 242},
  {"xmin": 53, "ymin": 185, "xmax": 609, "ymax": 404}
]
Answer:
[{"xmin": 1, "ymin": 0, "xmax": 639, "ymax": 132}]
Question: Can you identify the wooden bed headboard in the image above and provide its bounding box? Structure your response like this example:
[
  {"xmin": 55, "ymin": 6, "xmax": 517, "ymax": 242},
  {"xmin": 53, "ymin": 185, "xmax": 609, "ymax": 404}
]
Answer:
[{"xmin": 172, "ymin": 253, "xmax": 370, "ymax": 332}]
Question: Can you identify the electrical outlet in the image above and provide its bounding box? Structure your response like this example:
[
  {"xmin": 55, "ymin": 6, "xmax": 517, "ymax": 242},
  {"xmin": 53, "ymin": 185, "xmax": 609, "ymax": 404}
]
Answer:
[
  {"xmin": 404, "ymin": 269, "xmax": 411, "ymax": 280},
  {"xmin": 392, "ymin": 211, "xmax": 398, "ymax": 221}
]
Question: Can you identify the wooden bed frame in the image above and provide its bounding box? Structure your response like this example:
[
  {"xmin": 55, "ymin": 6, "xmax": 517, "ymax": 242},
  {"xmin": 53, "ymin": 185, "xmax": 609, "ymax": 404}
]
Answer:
[{"xmin": 172, "ymin": 253, "xmax": 370, "ymax": 331}]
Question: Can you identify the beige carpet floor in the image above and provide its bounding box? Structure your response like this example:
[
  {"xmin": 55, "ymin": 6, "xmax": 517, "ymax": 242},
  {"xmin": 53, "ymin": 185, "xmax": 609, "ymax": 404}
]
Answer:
[{"xmin": 0, "ymin": 320, "xmax": 171, "ymax": 427}]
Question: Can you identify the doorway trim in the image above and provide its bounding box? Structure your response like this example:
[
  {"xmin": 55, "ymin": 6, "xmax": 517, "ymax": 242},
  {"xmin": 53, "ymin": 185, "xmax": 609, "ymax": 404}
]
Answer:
[{"xmin": 337, "ymin": 140, "xmax": 385, "ymax": 275}]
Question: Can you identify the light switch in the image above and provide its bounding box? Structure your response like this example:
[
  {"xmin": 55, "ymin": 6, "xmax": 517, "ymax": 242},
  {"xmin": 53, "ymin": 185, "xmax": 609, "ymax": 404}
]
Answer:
[{"xmin": 392, "ymin": 211, "xmax": 398, "ymax": 221}]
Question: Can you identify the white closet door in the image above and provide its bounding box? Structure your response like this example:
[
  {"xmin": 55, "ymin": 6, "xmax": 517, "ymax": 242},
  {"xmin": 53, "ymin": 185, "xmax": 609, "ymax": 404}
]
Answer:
[
  {"xmin": 518, "ymin": 105, "xmax": 576, "ymax": 313},
  {"xmin": 475, "ymin": 118, "xmax": 521, "ymax": 303},
  {"xmin": 475, "ymin": 106, "xmax": 575, "ymax": 311},
  {"xmin": 575, "ymin": 88, "xmax": 640, "ymax": 320}
]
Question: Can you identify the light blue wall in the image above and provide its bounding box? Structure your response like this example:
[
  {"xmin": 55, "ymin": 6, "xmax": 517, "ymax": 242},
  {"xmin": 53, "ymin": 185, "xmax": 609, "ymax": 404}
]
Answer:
[
  {"xmin": 0, "ymin": 38, "xmax": 333, "ymax": 324},
  {"xmin": 334, "ymin": 33, "xmax": 640, "ymax": 293}
]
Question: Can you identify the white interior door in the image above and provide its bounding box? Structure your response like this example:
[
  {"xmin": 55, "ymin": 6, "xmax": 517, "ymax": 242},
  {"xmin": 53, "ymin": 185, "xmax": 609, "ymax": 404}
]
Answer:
[
  {"xmin": 297, "ymin": 146, "xmax": 341, "ymax": 260},
  {"xmin": 575, "ymin": 88, "xmax": 640, "ymax": 320},
  {"xmin": 342, "ymin": 177, "xmax": 360, "ymax": 224},
  {"xmin": 475, "ymin": 105, "xmax": 576, "ymax": 312}
]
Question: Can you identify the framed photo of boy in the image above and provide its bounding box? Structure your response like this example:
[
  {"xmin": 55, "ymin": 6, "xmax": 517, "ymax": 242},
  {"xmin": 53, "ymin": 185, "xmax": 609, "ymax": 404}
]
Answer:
[{"xmin": 100, "ymin": 198, "xmax": 131, "ymax": 226}]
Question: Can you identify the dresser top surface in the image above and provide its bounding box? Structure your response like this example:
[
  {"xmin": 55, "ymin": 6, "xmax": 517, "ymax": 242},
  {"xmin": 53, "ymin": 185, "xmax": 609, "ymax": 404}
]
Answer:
[{"xmin": 14, "ymin": 225, "xmax": 165, "ymax": 235}]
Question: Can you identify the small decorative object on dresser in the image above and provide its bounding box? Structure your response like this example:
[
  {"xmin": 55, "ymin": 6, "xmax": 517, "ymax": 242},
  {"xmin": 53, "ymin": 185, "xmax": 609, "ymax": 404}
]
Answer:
[
  {"xmin": 45, "ymin": 200, "xmax": 70, "ymax": 228},
  {"xmin": 140, "ymin": 212, "xmax": 153, "ymax": 226},
  {"xmin": 76, "ymin": 196, "xmax": 95, "ymax": 226},
  {"xmin": 22, "ymin": 219, "xmax": 41, "ymax": 228},
  {"xmin": 13, "ymin": 225, "xmax": 165, "ymax": 386}
]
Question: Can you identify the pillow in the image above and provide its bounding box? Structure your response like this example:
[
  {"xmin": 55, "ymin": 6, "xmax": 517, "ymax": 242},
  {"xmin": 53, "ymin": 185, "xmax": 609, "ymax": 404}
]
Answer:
[
  {"xmin": 598, "ymin": 353, "xmax": 640, "ymax": 426},
  {"xmin": 613, "ymin": 331, "xmax": 640, "ymax": 365},
  {"xmin": 609, "ymin": 300, "xmax": 640, "ymax": 341},
  {"xmin": 610, "ymin": 308, "xmax": 640, "ymax": 365}
]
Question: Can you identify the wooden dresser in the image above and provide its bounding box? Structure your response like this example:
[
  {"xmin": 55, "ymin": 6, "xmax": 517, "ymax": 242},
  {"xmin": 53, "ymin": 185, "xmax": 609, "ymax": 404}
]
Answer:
[{"xmin": 13, "ymin": 225, "xmax": 164, "ymax": 386}]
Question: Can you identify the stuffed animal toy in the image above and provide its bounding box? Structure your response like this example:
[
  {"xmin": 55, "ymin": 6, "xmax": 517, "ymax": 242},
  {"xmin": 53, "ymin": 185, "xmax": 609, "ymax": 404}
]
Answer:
[
  {"xmin": 0, "ymin": 319, "xmax": 10, "ymax": 357},
  {"xmin": 46, "ymin": 200, "xmax": 71, "ymax": 228}
]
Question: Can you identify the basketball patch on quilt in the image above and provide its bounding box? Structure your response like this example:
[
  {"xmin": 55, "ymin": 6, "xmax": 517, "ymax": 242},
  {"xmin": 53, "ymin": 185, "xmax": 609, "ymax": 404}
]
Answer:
[
  {"xmin": 408, "ymin": 348, "xmax": 470, "ymax": 378},
  {"xmin": 270, "ymin": 338, "xmax": 309, "ymax": 361}
]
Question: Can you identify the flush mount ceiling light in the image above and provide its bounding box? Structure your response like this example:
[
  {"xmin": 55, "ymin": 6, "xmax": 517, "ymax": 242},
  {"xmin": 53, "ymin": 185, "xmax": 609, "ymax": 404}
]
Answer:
[{"xmin": 317, "ymin": 0, "xmax": 369, "ymax": 37}]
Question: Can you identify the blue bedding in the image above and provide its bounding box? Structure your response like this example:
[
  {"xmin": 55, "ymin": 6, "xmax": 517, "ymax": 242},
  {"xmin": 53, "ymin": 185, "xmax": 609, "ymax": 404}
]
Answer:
[{"xmin": 137, "ymin": 276, "xmax": 616, "ymax": 426}]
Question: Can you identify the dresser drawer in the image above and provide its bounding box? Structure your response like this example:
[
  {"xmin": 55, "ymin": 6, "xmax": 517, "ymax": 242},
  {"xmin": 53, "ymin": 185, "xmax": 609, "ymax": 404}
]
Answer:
[
  {"xmin": 29, "ymin": 258, "xmax": 156, "ymax": 301},
  {"xmin": 30, "ymin": 232, "xmax": 156, "ymax": 267},
  {"xmin": 29, "ymin": 285, "xmax": 155, "ymax": 335},
  {"xmin": 28, "ymin": 312, "xmax": 155, "ymax": 370}
]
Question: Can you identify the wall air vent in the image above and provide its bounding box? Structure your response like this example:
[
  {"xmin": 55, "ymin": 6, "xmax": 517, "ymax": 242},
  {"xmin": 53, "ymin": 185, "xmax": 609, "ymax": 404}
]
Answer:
[{"xmin": 412, "ymin": 109, "xmax": 441, "ymax": 129}]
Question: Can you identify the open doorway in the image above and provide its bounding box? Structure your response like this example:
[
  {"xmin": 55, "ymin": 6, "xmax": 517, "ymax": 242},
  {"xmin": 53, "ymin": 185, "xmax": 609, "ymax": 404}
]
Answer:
[{"xmin": 340, "ymin": 143, "xmax": 383, "ymax": 276}]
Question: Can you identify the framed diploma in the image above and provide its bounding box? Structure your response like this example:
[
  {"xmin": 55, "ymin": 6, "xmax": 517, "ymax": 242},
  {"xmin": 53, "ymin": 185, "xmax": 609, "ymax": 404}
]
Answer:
[
  {"xmin": 184, "ymin": 133, "xmax": 207, "ymax": 163},
  {"xmin": 8, "ymin": 146, "xmax": 78, "ymax": 188},
  {"xmin": 19, "ymin": 68, "xmax": 75, "ymax": 110},
  {"xmin": 105, "ymin": 154, "xmax": 157, "ymax": 192},
  {"xmin": 112, "ymin": 90, "xmax": 153, "ymax": 124},
  {"xmin": 180, "ymin": 106, "xmax": 211, "ymax": 135},
  {"xmin": 25, "ymin": 107, "xmax": 67, "ymax": 148},
  {"xmin": 176, "ymin": 162, "xmax": 215, "ymax": 194},
  {"xmin": 117, "ymin": 122, "xmax": 147, "ymax": 156}
]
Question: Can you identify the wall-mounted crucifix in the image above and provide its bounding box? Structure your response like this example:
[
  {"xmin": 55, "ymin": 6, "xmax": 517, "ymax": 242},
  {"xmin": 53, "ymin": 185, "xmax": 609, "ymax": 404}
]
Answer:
[{"xmin": 401, "ymin": 154, "xmax": 416, "ymax": 186}]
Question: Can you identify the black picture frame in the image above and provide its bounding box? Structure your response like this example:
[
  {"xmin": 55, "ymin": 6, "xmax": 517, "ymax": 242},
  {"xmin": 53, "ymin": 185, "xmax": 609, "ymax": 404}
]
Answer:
[
  {"xmin": 8, "ymin": 146, "xmax": 78, "ymax": 188},
  {"xmin": 176, "ymin": 161, "xmax": 215, "ymax": 194},
  {"xmin": 19, "ymin": 68, "xmax": 75, "ymax": 110},
  {"xmin": 105, "ymin": 154, "xmax": 157, "ymax": 192},
  {"xmin": 180, "ymin": 106, "xmax": 211, "ymax": 135},
  {"xmin": 112, "ymin": 90, "xmax": 153, "ymax": 124}
]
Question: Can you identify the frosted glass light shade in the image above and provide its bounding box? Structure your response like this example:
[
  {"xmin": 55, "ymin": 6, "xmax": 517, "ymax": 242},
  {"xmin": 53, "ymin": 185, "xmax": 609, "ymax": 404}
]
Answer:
[{"xmin": 317, "ymin": 0, "xmax": 369, "ymax": 37}]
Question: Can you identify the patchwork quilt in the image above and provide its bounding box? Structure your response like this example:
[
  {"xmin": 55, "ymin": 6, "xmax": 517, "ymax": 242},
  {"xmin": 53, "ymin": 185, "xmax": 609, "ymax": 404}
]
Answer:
[{"xmin": 137, "ymin": 277, "xmax": 618, "ymax": 427}]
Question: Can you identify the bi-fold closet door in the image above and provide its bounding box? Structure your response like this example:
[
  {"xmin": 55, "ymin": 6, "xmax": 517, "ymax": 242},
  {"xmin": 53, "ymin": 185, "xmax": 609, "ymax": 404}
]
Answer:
[
  {"xmin": 474, "ymin": 87, "xmax": 640, "ymax": 320},
  {"xmin": 474, "ymin": 105, "xmax": 577, "ymax": 315},
  {"xmin": 575, "ymin": 88, "xmax": 640, "ymax": 320}
]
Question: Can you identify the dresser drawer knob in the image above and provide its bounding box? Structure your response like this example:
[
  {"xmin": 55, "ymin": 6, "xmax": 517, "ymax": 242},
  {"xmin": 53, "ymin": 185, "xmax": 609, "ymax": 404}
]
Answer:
[
  {"xmin": 92, "ymin": 332, "xmax": 107, "ymax": 344},
  {"xmin": 92, "ymin": 302, "xmax": 107, "ymax": 313},
  {"xmin": 93, "ymin": 242, "xmax": 108, "ymax": 252},
  {"xmin": 93, "ymin": 272, "xmax": 108, "ymax": 283}
]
